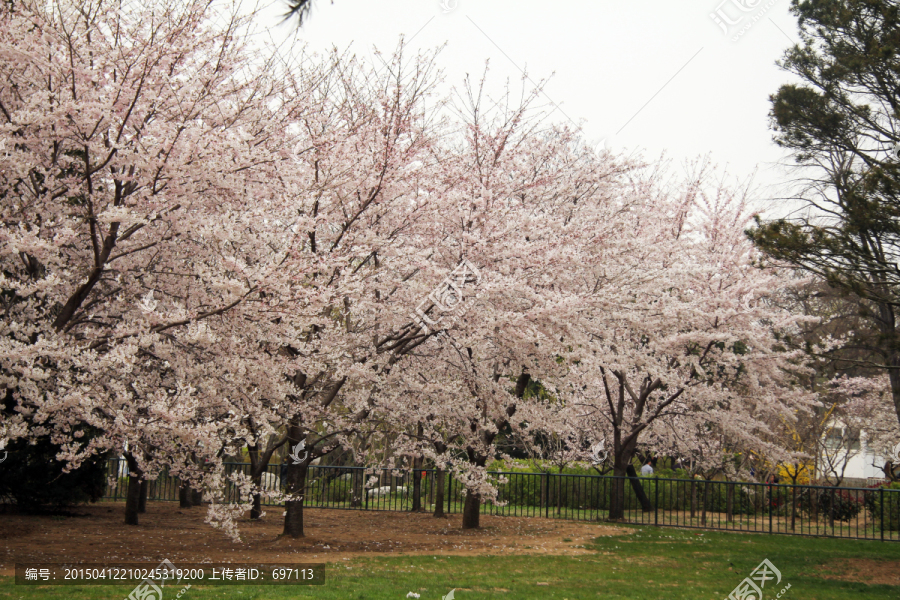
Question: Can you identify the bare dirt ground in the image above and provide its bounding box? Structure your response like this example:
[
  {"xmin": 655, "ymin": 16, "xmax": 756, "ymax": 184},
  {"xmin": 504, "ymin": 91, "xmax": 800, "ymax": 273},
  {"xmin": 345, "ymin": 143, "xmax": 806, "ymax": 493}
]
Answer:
[
  {"xmin": 2, "ymin": 503, "xmax": 896, "ymax": 588},
  {"xmin": 0, "ymin": 502, "xmax": 627, "ymax": 576},
  {"xmin": 817, "ymin": 558, "xmax": 900, "ymax": 587}
]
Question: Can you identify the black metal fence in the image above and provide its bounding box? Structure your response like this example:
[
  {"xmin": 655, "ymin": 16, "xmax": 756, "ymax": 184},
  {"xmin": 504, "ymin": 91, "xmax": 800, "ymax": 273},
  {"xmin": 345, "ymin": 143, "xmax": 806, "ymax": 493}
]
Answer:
[{"xmin": 103, "ymin": 460, "xmax": 900, "ymax": 541}]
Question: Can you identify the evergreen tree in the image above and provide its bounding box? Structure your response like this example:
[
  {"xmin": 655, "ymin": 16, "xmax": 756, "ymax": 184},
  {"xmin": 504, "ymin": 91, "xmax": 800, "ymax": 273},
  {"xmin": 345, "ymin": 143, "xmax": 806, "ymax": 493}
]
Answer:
[{"xmin": 749, "ymin": 0, "xmax": 900, "ymax": 426}]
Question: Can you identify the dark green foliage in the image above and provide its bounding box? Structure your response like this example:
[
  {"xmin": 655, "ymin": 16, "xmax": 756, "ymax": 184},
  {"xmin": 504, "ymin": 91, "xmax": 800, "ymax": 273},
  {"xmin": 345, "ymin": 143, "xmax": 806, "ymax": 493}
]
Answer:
[
  {"xmin": 868, "ymin": 481, "xmax": 900, "ymax": 530},
  {"xmin": 812, "ymin": 488, "xmax": 864, "ymax": 522},
  {"xmin": 748, "ymin": 0, "xmax": 900, "ymax": 426},
  {"xmin": 0, "ymin": 435, "xmax": 108, "ymax": 513}
]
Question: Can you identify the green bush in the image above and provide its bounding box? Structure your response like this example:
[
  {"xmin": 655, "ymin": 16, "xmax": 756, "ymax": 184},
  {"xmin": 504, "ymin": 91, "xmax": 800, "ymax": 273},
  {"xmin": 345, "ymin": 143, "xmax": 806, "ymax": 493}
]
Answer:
[
  {"xmin": 870, "ymin": 483, "xmax": 900, "ymax": 531},
  {"xmin": 797, "ymin": 488, "xmax": 864, "ymax": 522}
]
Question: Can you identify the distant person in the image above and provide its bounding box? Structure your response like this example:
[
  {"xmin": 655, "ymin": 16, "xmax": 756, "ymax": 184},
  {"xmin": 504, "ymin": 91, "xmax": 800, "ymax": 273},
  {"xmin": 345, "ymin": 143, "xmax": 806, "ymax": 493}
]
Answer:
[{"xmin": 640, "ymin": 461, "xmax": 654, "ymax": 476}]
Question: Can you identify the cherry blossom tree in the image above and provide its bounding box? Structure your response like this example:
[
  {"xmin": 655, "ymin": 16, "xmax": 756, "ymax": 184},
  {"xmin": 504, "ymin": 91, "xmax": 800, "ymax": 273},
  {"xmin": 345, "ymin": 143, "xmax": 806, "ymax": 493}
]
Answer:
[
  {"xmin": 0, "ymin": 0, "xmax": 331, "ymax": 535},
  {"xmin": 555, "ymin": 163, "xmax": 818, "ymax": 520}
]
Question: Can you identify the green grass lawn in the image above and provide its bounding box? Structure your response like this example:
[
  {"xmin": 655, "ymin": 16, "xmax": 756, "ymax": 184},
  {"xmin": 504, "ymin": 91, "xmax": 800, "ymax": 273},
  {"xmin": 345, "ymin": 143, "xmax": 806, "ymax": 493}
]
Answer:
[{"xmin": 1, "ymin": 525, "xmax": 896, "ymax": 599}]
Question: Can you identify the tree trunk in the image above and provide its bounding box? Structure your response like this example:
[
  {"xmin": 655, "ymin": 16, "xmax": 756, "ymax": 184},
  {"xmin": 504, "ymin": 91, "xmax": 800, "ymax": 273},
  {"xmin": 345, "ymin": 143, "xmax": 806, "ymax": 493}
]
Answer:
[
  {"xmin": 191, "ymin": 488, "xmax": 202, "ymax": 506},
  {"xmin": 350, "ymin": 468, "xmax": 363, "ymax": 508},
  {"xmin": 138, "ymin": 479, "xmax": 148, "ymax": 514},
  {"xmin": 179, "ymin": 481, "xmax": 192, "ymax": 508},
  {"xmin": 888, "ymin": 348, "xmax": 900, "ymax": 428},
  {"xmin": 411, "ymin": 458, "xmax": 423, "ymax": 512},
  {"xmin": 124, "ymin": 453, "xmax": 141, "ymax": 526},
  {"xmin": 283, "ymin": 419, "xmax": 311, "ymax": 538},
  {"xmin": 609, "ymin": 464, "xmax": 627, "ymax": 521},
  {"xmin": 433, "ymin": 468, "xmax": 445, "ymax": 518},
  {"xmin": 250, "ymin": 470, "xmax": 263, "ymax": 520},
  {"xmin": 626, "ymin": 464, "xmax": 653, "ymax": 512},
  {"xmin": 426, "ymin": 469, "xmax": 435, "ymax": 506},
  {"xmin": 462, "ymin": 490, "xmax": 481, "ymax": 529},
  {"xmin": 283, "ymin": 460, "xmax": 309, "ymax": 538}
]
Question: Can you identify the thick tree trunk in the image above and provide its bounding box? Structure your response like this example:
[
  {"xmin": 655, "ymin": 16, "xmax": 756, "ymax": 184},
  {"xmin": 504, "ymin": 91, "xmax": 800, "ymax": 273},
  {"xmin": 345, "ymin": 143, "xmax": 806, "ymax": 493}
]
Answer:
[
  {"xmin": 411, "ymin": 457, "xmax": 423, "ymax": 512},
  {"xmin": 350, "ymin": 468, "xmax": 363, "ymax": 508},
  {"xmin": 250, "ymin": 470, "xmax": 263, "ymax": 520},
  {"xmin": 138, "ymin": 479, "xmax": 148, "ymax": 514},
  {"xmin": 191, "ymin": 488, "xmax": 203, "ymax": 506},
  {"xmin": 283, "ymin": 461, "xmax": 309, "ymax": 538},
  {"xmin": 283, "ymin": 421, "xmax": 309, "ymax": 538},
  {"xmin": 462, "ymin": 491, "xmax": 481, "ymax": 529},
  {"xmin": 433, "ymin": 468, "xmax": 445, "ymax": 518},
  {"xmin": 124, "ymin": 453, "xmax": 141, "ymax": 526},
  {"xmin": 179, "ymin": 481, "xmax": 193, "ymax": 508},
  {"xmin": 609, "ymin": 465, "xmax": 627, "ymax": 521},
  {"xmin": 426, "ymin": 469, "xmax": 435, "ymax": 506},
  {"xmin": 887, "ymin": 346, "xmax": 900, "ymax": 428}
]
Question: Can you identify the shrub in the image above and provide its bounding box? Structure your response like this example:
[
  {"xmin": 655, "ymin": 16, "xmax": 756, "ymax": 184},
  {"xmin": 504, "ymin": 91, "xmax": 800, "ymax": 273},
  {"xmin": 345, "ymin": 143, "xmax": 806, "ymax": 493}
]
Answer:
[
  {"xmin": 868, "ymin": 482, "xmax": 900, "ymax": 531},
  {"xmin": 808, "ymin": 488, "xmax": 863, "ymax": 522}
]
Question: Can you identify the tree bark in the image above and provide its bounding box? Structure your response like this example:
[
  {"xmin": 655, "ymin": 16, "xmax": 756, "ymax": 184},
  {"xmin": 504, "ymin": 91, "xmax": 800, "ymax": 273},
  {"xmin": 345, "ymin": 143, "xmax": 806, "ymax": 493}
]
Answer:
[
  {"xmin": 609, "ymin": 465, "xmax": 627, "ymax": 521},
  {"xmin": 433, "ymin": 468, "xmax": 445, "ymax": 518},
  {"xmin": 250, "ymin": 474, "xmax": 263, "ymax": 520},
  {"xmin": 462, "ymin": 491, "xmax": 481, "ymax": 529},
  {"xmin": 283, "ymin": 422, "xmax": 309, "ymax": 538},
  {"xmin": 626, "ymin": 464, "xmax": 653, "ymax": 512},
  {"xmin": 138, "ymin": 479, "xmax": 148, "ymax": 514},
  {"xmin": 411, "ymin": 459, "xmax": 423, "ymax": 512},
  {"xmin": 124, "ymin": 453, "xmax": 141, "ymax": 526},
  {"xmin": 191, "ymin": 488, "xmax": 203, "ymax": 506},
  {"xmin": 179, "ymin": 481, "xmax": 193, "ymax": 508},
  {"xmin": 350, "ymin": 468, "xmax": 363, "ymax": 508},
  {"xmin": 283, "ymin": 460, "xmax": 309, "ymax": 538}
]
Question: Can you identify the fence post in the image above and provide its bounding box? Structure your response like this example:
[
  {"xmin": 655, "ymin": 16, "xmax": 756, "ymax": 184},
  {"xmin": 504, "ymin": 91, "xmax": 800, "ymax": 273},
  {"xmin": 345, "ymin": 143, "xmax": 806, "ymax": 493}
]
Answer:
[
  {"xmin": 768, "ymin": 484, "xmax": 773, "ymax": 534},
  {"xmin": 881, "ymin": 487, "xmax": 885, "ymax": 542},
  {"xmin": 654, "ymin": 478, "xmax": 659, "ymax": 527},
  {"xmin": 546, "ymin": 473, "xmax": 551, "ymax": 519}
]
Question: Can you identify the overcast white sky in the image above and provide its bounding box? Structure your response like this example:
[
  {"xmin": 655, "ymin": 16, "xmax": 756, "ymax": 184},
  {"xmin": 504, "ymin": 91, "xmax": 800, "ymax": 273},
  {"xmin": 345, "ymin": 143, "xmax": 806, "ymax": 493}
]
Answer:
[{"xmin": 257, "ymin": 0, "xmax": 803, "ymax": 210}]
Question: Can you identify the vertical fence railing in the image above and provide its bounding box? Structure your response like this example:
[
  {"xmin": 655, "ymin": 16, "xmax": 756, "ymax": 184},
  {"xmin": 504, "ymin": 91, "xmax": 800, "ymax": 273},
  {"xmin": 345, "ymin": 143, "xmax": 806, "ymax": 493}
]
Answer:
[{"xmin": 100, "ymin": 460, "xmax": 899, "ymax": 541}]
